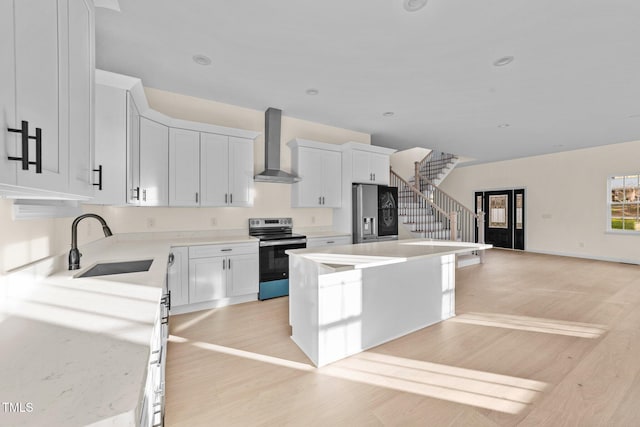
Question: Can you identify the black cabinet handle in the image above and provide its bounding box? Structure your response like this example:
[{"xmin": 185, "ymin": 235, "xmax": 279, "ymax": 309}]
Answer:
[
  {"xmin": 93, "ymin": 165, "xmax": 103, "ymax": 190},
  {"xmin": 33, "ymin": 127, "xmax": 42, "ymax": 173},
  {"xmin": 7, "ymin": 120, "xmax": 29, "ymax": 170},
  {"xmin": 225, "ymin": 193, "xmax": 228, "ymax": 204},
  {"xmin": 8, "ymin": 120, "xmax": 41, "ymax": 173},
  {"xmin": 230, "ymin": 193, "xmax": 233, "ymax": 204}
]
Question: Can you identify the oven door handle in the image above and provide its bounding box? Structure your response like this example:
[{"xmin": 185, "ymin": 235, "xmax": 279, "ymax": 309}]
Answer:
[{"xmin": 259, "ymin": 239, "xmax": 307, "ymax": 247}]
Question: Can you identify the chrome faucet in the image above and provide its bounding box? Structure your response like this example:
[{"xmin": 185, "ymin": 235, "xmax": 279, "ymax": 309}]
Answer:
[{"xmin": 69, "ymin": 214, "xmax": 113, "ymax": 270}]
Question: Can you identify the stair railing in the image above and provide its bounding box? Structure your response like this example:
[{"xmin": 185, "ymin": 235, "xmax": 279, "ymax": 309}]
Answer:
[
  {"xmin": 418, "ymin": 151, "xmax": 457, "ymax": 182},
  {"xmin": 391, "ymin": 169, "xmax": 455, "ymax": 241},
  {"xmin": 413, "ymin": 161, "xmax": 480, "ymax": 244}
]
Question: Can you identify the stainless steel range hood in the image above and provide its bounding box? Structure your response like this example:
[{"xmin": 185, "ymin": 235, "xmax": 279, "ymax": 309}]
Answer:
[{"xmin": 254, "ymin": 108, "xmax": 300, "ymax": 183}]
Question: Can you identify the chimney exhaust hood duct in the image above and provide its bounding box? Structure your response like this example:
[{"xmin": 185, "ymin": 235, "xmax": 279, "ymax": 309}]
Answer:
[{"xmin": 254, "ymin": 108, "xmax": 300, "ymax": 183}]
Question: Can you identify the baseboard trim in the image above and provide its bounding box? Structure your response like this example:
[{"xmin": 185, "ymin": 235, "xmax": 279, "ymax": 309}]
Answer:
[{"xmin": 524, "ymin": 249, "xmax": 640, "ymax": 266}]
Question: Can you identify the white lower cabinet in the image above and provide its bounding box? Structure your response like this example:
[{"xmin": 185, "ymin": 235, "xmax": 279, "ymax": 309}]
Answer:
[
  {"xmin": 189, "ymin": 256, "xmax": 226, "ymax": 303},
  {"xmin": 140, "ymin": 294, "xmax": 168, "ymax": 427},
  {"xmin": 166, "ymin": 247, "xmax": 189, "ymax": 308},
  {"xmin": 306, "ymin": 235, "xmax": 352, "ymax": 248},
  {"xmin": 168, "ymin": 242, "xmax": 259, "ymax": 313}
]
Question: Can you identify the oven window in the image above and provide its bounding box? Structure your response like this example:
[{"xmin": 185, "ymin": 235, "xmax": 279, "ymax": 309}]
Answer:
[{"xmin": 259, "ymin": 243, "xmax": 306, "ymax": 282}]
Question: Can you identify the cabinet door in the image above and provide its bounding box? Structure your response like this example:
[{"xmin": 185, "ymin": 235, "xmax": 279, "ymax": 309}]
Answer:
[
  {"xmin": 127, "ymin": 94, "xmax": 141, "ymax": 204},
  {"xmin": 167, "ymin": 247, "xmax": 189, "ymax": 307},
  {"xmin": 296, "ymin": 147, "xmax": 324, "ymax": 206},
  {"xmin": 0, "ymin": 0, "xmax": 16, "ymax": 185},
  {"xmin": 67, "ymin": 0, "xmax": 94, "ymax": 197},
  {"xmin": 139, "ymin": 117, "xmax": 169, "ymax": 206},
  {"xmin": 321, "ymin": 150, "xmax": 342, "ymax": 207},
  {"xmin": 189, "ymin": 256, "xmax": 226, "ymax": 303},
  {"xmin": 93, "ymin": 84, "xmax": 127, "ymax": 205},
  {"xmin": 228, "ymin": 137, "xmax": 254, "ymax": 207},
  {"xmin": 169, "ymin": 128, "xmax": 200, "ymax": 206},
  {"xmin": 351, "ymin": 150, "xmax": 372, "ymax": 183},
  {"xmin": 369, "ymin": 152, "xmax": 390, "ymax": 185},
  {"xmin": 14, "ymin": 0, "xmax": 67, "ymax": 192},
  {"xmin": 200, "ymin": 133, "xmax": 229, "ymax": 207},
  {"xmin": 227, "ymin": 253, "xmax": 259, "ymax": 297}
]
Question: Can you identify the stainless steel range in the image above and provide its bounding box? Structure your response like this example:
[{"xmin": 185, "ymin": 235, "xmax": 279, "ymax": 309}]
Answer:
[{"xmin": 249, "ymin": 218, "xmax": 306, "ymax": 300}]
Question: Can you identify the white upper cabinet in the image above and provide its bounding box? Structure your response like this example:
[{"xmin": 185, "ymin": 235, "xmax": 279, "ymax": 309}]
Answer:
[
  {"xmin": 200, "ymin": 133, "xmax": 254, "ymax": 207},
  {"xmin": 67, "ymin": 0, "xmax": 95, "ymax": 197},
  {"xmin": 347, "ymin": 142, "xmax": 395, "ymax": 186},
  {"xmin": 93, "ymin": 70, "xmax": 260, "ymax": 207},
  {"xmin": 169, "ymin": 128, "xmax": 200, "ymax": 207},
  {"xmin": 200, "ymin": 133, "xmax": 229, "ymax": 206},
  {"xmin": 127, "ymin": 93, "xmax": 141, "ymax": 205},
  {"xmin": 0, "ymin": 0, "xmax": 16, "ymax": 186},
  {"xmin": 139, "ymin": 117, "xmax": 169, "ymax": 206},
  {"xmin": 227, "ymin": 136, "xmax": 254, "ymax": 207},
  {"xmin": 1, "ymin": 0, "xmax": 95, "ymax": 199},
  {"xmin": 289, "ymin": 139, "xmax": 342, "ymax": 208},
  {"xmin": 92, "ymin": 84, "xmax": 127, "ymax": 205}
]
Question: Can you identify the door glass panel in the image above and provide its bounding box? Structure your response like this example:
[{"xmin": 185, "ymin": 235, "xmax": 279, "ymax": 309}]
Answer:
[
  {"xmin": 489, "ymin": 194, "xmax": 508, "ymax": 229},
  {"xmin": 515, "ymin": 194, "xmax": 523, "ymax": 230}
]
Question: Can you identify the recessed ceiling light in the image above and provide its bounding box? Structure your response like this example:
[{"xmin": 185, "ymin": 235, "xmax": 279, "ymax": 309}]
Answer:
[
  {"xmin": 493, "ymin": 56, "xmax": 515, "ymax": 67},
  {"xmin": 497, "ymin": 123, "xmax": 510, "ymax": 128},
  {"xmin": 403, "ymin": 0, "xmax": 428, "ymax": 12},
  {"xmin": 383, "ymin": 112, "xmax": 395, "ymax": 117},
  {"xmin": 305, "ymin": 88, "xmax": 319, "ymax": 96},
  {"xmin": 192, "ymin": 54, "xmax": 212, "ymax": 66}
]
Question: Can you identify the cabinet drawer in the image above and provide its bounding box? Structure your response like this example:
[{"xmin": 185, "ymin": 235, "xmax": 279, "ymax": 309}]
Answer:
[
  {"xmin": 189, "ymin": 242, "xmax": 257, "ymax": 259},
  {"xmin": 307, "ymin": 236, "xmax": 352, "ymax": 248}
]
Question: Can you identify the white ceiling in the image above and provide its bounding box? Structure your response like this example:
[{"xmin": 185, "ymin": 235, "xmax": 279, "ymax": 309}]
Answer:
[{"xmin": 95, "ymin": 0, "xmax": 640, "ymax": 164}]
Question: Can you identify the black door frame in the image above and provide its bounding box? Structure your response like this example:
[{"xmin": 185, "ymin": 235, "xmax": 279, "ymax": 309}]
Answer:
[{"xmin": 475, "ymin": 188, "xmax": 525, "ymax": 250}]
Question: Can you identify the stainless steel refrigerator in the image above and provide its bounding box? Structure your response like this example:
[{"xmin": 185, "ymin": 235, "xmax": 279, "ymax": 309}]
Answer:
[{"xmin": 352, "ymin": 184, "xmax": 399, "ymax": 243}]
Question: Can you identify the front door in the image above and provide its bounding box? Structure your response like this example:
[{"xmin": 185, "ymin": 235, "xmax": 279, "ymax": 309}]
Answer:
[{"xmin": 475, "ymin": 189, "xmax": 525, "ymax": 250}]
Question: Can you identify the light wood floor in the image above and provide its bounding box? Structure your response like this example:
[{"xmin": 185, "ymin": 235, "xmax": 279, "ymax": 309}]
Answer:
[{"xmin": 165, "ymin": 250, "xmax": 640, "ymax": 426}]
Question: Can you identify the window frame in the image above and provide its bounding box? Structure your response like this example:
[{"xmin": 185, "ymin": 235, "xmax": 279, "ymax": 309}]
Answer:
[{"xmin": 607, "ymin": 173, "xmax": 640, "ymax": 234}]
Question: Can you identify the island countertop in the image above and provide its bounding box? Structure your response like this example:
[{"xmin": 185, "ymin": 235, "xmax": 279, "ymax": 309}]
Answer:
[{"xmin": 287, "ymin": 238, "xmax": 491, "ymax": 271}]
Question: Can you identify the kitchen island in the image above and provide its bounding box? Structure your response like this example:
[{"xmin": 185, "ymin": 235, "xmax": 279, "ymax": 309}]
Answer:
[{"xmin": 286, "ymin": 239, "xmax": 491, "ymax": 367}]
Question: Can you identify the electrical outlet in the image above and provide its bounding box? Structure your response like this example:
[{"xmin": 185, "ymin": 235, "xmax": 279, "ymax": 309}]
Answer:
[
  {"xmin": 146, "ymin": 217, "xmax": 155, "ymax": 228},
  {"xmin": 579, "ymin": 242, "xmax": 585, "ymax": 248},
  {"xmin": 210, "ymin": 217, "xmax": 217, "ymax": 226},
  {"xmin": 311, "ymin": 216, "xmax": 316, "ymax": 224}
]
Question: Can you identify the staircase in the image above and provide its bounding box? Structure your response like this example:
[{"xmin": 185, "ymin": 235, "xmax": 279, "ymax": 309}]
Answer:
[
  {"xmin": 391, "ymin": 159, "xmax": 486, "ymax": 268},
  {"xmin": 418, "ymin": 151, "xmax": 459, "ymax": 186}
]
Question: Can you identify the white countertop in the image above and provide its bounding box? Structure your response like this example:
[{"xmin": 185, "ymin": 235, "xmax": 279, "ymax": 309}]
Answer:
[
  {"xmin": 0, "ymin": 231, "xmax": 257, "ymax": 427},
  {"xmin": 287, "ymin": 238, "xmax": 491, "ymax": 271}
]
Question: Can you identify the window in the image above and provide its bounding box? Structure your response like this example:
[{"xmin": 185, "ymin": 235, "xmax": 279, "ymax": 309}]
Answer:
[{"xmin": 608, "ymin": 175, "xmax": 640, "ymax": 232}]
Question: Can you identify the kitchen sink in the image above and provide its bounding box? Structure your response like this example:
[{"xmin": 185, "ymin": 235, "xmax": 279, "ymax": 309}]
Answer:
[{"xmin": 76, "ymin": 259, "xmax": 154, "ymax": 278}]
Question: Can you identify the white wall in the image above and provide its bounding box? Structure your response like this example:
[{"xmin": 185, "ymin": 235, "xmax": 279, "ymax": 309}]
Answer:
[
  {"xmin": 439, "ymin": 139, "xmax": 640, "ymax": 264},
  {"xmin": 0, "ymin": 88, "xmax": 370, "ymax": 272},
  {"xmin": 390, "ymin": 147, "xmax": 431, "ymax": 181}
]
